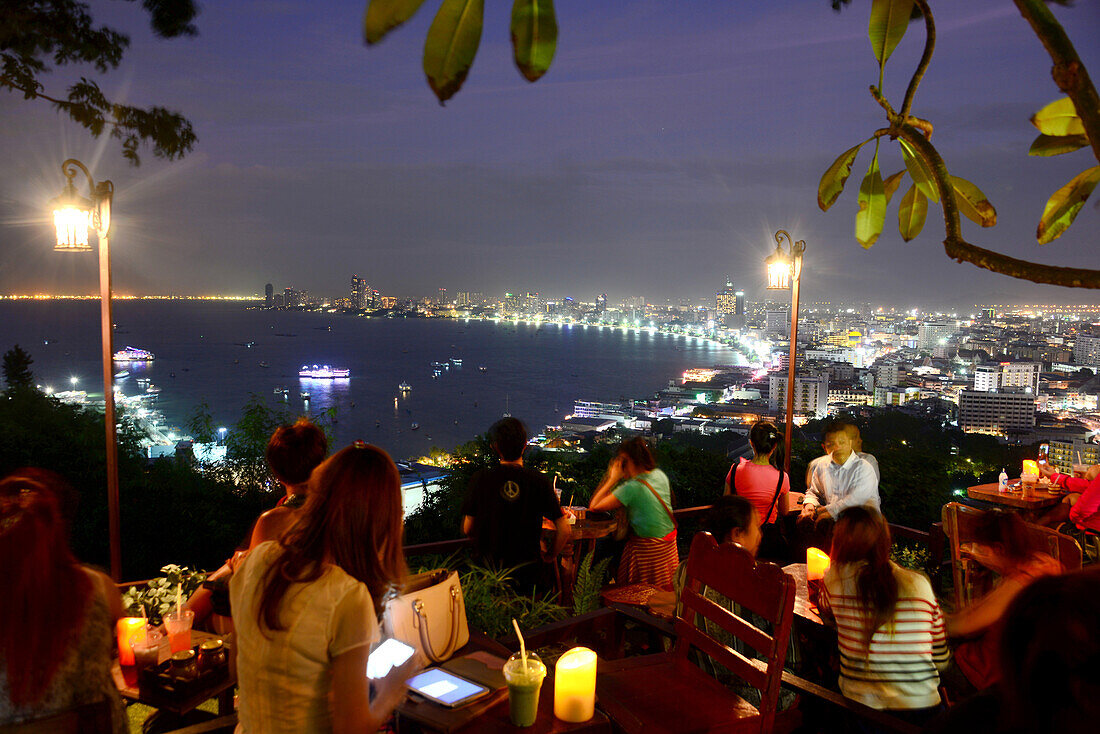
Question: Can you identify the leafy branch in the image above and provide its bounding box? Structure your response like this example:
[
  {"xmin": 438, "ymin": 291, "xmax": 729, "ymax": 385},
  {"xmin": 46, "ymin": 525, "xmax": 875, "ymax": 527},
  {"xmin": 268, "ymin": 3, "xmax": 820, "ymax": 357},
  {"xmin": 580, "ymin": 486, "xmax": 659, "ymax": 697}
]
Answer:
[{"xmin": 819, "ymin": 0, "xmax": 1100, "ymax": 288}]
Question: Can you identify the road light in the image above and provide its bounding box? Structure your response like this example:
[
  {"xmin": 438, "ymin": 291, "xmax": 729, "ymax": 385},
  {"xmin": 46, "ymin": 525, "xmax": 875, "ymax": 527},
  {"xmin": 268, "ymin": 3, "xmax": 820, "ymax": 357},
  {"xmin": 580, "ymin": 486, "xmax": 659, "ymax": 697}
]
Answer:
[
  {"xmin": 765, "ymin": 229, "xmax": 806, "ymax": 477},
  {"xmin": 51, "ymin": 158, "xmax": 121, "ymax": 581}
]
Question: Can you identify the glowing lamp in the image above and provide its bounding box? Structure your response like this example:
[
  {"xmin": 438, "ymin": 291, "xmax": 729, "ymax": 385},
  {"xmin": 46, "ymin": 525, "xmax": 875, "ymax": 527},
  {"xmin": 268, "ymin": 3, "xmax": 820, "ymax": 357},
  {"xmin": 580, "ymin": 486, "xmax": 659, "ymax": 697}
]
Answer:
[
  {"xmin": 765, "ymin": 246, "xmax": 792, "ymax": 290},
  {"xmin": 554, "ymin": 646, "xmax": 597, "ymax": 722},
  {"xmin": 807, "ymin": 547, "xmax": 831, "ymax": 581},
  {"xmin": 1022, "ymin": 460, "xmax": 1039, "ymax": 476},
  {"xmin": 50, "ymin": 181, "xmax": 93, "ymax": 252},
  {"xmin": 116, "ymin": 617, "xmax": 146, "ymax": 666}
]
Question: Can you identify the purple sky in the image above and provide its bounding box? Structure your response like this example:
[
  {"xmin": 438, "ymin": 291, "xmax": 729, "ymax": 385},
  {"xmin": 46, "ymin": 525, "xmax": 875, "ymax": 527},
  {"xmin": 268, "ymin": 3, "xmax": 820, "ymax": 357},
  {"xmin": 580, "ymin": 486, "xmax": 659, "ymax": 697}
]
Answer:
[{"xmin": 1, "ymin": 0, "xmax": 1098, "ymax": 307}]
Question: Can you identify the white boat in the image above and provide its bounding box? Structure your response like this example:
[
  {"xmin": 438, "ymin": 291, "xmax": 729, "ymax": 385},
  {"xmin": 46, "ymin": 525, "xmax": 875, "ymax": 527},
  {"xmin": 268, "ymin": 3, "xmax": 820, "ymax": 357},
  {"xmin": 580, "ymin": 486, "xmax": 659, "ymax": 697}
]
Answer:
[
  {"xmin": 478, "ymin": 365, "xmax": 488, "ymax": 372},
  {"xmin": 300, "ymin": 391, "xmax": 310, "ymax": 400},
  {"xmin": 299, "ymin": 364, "xmax": 350, "ymax": 379},
  {"xmin": 410, "ymin": 422, "xmax": 419, "ymax": 430},
  {"xmin": 450, "ymin": 358, "xmax": 463, "ymax": 365},
  {"xmin": 398, "ymin": 382, "xmax": 411, "ymax": 391},
  {"xmin": 113, "ymin": 346, "xmax": 154, "ymax": 362},
  {"xmin": 113, "ymin": 370, "xmax": 129, "ymax": 379}
]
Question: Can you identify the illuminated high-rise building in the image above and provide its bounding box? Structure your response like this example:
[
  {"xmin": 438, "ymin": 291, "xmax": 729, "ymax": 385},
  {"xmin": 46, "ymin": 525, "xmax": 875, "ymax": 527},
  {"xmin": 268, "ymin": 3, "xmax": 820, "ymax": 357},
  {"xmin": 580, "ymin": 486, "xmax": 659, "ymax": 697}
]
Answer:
[
  {"xmin": 716, "ymin": 278, "xmax": 736, "ymax": 318},
  {"xmin": 596, "ymin": 293, "xmax": 607, "ymax": 313},
  {"xmin": 265, "ymin": 283, "xmax": 273, "ymax": 308},
  {"xmin": 735, "ymin": 290, "xmax": 745, "ymax": 327},
  {"xmin": 350, "ymin": 276, "xmax": 366, "ymax": 310}
]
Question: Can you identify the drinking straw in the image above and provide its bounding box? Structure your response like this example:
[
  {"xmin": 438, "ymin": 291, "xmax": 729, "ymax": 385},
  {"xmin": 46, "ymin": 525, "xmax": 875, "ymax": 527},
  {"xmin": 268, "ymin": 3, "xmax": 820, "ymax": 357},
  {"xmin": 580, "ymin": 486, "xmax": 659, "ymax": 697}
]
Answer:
[
  {"xmin": 512, "ymin": 618, "xmax": 528, "ymax": 672},
  {"xmin": 176, "ymin": 583, "xmax": 182, "ymax": 615},
  {"xmin": 568, "ymin": 491, "xmax": 575, "ymax": 509},
  {"xmin": 1078, "ymin": 451, "xmax": 1083, "ymax": 464}
]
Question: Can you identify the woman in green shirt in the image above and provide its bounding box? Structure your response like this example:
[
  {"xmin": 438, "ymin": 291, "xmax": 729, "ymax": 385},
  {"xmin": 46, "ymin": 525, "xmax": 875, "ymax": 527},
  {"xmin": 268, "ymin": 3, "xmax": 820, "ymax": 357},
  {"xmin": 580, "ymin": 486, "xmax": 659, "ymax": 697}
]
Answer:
[{"xmin": 589, "ymin": 438, "xmax": 678, "ymax": 588}]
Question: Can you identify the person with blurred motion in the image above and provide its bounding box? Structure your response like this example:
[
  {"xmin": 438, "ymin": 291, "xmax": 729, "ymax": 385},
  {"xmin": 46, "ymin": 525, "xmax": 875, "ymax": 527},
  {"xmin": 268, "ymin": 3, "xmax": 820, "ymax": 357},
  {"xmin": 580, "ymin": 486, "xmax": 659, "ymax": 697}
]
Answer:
[
  {"xmin": 462, "ymin": 417, "xmax": 570, "ymax": 593},
  {"xmin": 819, "ymin": 506, "xmax": 949, "ymax": 726},
  {"xmin": 589, "ymin": 437, "xmax": 678, "ymax": 588},
  {"xmin": 799, "ymin": 419, "xmax": 879, "ymax": 552},
  {"xmin": 230, "ymin": 443, "xmax": 419, "ymax": 733},
  {"xmin": 1035, "ymin": 462, "xmax": 1100, "ymax": 533},
  {"xmin": 0, "ymin": 469, "xmax": 126, "ymax": 732}
]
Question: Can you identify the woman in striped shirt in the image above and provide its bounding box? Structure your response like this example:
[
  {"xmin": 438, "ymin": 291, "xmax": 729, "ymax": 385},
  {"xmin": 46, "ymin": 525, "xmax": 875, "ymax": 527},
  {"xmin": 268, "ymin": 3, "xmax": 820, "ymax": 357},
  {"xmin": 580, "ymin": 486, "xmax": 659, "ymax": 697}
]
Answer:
[{"xmin": 821, "ymin": 506, "xmax": 949, "ymax": 723}]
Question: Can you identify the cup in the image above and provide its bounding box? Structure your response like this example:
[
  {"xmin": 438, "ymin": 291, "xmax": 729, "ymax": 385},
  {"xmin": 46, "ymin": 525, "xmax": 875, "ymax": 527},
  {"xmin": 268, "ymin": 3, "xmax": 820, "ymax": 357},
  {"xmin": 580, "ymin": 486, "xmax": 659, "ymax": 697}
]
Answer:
[
  {"xmin": 163, "ymin": 610, "xmax": 194, "ymax": 653},
  {"xmin": 1020, "ymin": 473, "xmax": 1039, "ymax": 489},
  {"xmin": 503, "ymin": 652, "xmax": 546, "ymax": 727},
  {"xmin": 133, "ymin": 628, "xmax": 164, "ymax": 671},
  {"xmin": 1073, "ymin": 463, "xmax": 1088, "ymax": 478}
]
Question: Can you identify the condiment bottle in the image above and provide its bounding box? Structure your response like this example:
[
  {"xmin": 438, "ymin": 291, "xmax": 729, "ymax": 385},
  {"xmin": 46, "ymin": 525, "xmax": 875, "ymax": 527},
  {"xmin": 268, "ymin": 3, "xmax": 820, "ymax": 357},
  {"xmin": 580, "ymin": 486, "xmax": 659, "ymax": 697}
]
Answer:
[{"xmin": 998, "ymin": 468, "xmax": 1008, "ymax": 493}]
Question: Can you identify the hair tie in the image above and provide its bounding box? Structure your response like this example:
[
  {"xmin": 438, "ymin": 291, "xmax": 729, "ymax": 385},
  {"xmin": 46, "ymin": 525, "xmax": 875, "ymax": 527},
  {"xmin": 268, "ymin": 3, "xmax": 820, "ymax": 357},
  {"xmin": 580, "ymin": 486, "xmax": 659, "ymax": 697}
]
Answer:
[{"xmin": 353, "ymin": 440, "xmax": 368, "ymax": 449}]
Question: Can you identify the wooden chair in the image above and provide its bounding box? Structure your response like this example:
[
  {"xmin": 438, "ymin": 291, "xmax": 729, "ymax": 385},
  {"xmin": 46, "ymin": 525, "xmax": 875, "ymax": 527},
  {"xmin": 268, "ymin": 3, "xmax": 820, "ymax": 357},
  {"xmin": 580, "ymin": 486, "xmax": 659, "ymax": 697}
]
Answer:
[
  {"xmin": 596, "ymin": 532, "xmax": 796, "ymax": 734},
  {"xmin": 942, "ymin": 502, "xmax": 1083, "ymax": 610},
  {"xmin": 0, "ymin": 699, "xmax": 114, "ymax": 734}
]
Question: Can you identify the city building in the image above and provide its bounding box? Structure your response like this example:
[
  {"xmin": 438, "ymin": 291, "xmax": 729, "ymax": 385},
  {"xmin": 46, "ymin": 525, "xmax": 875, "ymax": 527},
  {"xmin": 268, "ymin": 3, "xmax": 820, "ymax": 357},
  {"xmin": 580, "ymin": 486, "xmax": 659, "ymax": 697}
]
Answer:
[
  {"xmin": 716, "ymin": 278, "xmax": 737, "ymax": 327},
  {"xmin": 1000, "ymin": 361, "xmax": 1041, "ymax": 394},
  {"xmin": 1075, "ymin": 333, "xmax": 1100, "ymax": 366},
  {"xmin": 958, "ymin": 389, "xmax": 1037, "ymax": 436},
  {"xmin": 768, "ymin": 372, "xmax": 829, "ymax": 420},
  {"xmin": 350, "ymin": 275, "xmax": 366, "ymax": 310},
  {"xmin": 766, "ymin": 307, "xmax": 790, "ymax": 340},
  {"xmin": 596, "ymin": 293, "xmax": 607, "ymax": 313},
  {"xmin": 264, "ymin": 283, "xmax": 273, "ymax": 308},
  {"xmin": 1049, "ymin": 438, "xmax": 1099, "ymax": 474},
  {"xmin": 918, "ymin": 320, "xmax": 958, "ymax": 350},
  {"xmin": 974, "ymin": 364, "xmax": 1000, "ymax": 392},
  {"xmin": 735, "ymin": 290, "xmax": 745, "ymax": 329}
]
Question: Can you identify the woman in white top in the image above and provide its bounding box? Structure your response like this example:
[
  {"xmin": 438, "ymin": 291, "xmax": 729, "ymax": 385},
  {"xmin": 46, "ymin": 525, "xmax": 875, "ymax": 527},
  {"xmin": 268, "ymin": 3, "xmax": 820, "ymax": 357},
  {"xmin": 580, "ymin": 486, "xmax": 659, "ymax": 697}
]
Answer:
[{"xmin": 230, "ymin": 443, "xmax": 418, "ymax": 734}]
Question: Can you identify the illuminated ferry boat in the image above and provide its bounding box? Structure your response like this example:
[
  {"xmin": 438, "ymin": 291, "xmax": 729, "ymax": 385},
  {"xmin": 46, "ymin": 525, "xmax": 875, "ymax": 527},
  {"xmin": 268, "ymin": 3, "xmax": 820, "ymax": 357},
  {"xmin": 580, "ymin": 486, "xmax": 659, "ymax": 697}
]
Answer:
[
  {"xmin": 298, "ymin": 364, "xmax": 350, "ymax": 379},
  {"xmin": 113, "ymin": 346, "xmax": 155, "ymax": 362}
]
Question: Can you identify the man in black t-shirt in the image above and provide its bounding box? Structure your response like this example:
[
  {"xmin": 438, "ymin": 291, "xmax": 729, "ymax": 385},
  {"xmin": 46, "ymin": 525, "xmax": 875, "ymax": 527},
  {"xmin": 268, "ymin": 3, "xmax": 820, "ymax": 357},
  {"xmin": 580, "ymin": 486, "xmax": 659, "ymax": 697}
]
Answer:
[{"xmin": 461, "ymin": 417, "xmax": 570, "ymax": 592}]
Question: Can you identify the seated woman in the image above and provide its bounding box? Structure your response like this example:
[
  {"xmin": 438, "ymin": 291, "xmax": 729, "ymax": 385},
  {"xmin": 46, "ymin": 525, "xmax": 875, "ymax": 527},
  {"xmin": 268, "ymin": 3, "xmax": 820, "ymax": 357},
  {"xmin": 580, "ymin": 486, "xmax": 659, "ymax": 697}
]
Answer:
[
  {"xmin": 229, "ymin": 443, "xmax": 419, "ymax": 733},
  {"xmin": 1036, "ymin": 462, "xmax": 1100, "ymax": 533},
  {"xmin": 0, "ymin": 469, "xmax": 126, "ymax": 732},
  {"xmin": 946, "ymin": 510, "xmax": 1060, "ymax": 692},
  {"xmin": 724, "ymin": 420, "xmax": 790, "ymax": 560},
  {"xmin": 821, "ymin": 506, "xmax": 949, "ymax": 724},
  {"xmin": 589, "ymin": 437, "xmax": 678, "ymax": 588}
]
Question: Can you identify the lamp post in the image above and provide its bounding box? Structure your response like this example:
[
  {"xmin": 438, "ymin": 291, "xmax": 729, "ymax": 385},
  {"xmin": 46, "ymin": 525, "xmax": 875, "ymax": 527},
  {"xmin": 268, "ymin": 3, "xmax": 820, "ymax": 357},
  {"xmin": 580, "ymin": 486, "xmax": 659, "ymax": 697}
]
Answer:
[
  {"xmin": 765, "ymin": 229, "xmax": 805, "ymax": 477},
  {"xmin": 51, "ymin": 159, "xmax": 120, "ymax": 581}
]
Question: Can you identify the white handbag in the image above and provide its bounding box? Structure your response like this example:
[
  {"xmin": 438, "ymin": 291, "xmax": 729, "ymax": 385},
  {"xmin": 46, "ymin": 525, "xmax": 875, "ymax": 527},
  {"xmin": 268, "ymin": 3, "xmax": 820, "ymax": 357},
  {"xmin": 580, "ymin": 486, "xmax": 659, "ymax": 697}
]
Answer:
[{"xmin": 382, "ymin": 569, "xmax": 470, "ymax": 663}]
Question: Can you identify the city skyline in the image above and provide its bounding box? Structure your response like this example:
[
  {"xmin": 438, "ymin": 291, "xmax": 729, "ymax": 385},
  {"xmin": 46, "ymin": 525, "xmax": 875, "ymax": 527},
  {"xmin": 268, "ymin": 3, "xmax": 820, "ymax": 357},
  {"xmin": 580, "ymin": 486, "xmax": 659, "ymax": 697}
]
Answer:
[{"xmin": 1, "ymin": 1, "xmax": 1098, "ymax": 305}]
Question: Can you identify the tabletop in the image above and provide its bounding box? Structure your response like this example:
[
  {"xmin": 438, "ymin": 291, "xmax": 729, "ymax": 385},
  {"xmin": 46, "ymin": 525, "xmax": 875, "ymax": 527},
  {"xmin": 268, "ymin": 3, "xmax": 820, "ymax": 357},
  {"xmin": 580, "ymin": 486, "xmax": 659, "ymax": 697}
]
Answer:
[
  {"xmin": 966, "ymin": 482, "xmax": 1064, "ymax": 510},
  {"xmin": 112, "ymin": 629, "xmax": 235, "ymax": 716},
  {"xmin": 782, "ymin": 563, "xmax": 823, "ymax": 625}
]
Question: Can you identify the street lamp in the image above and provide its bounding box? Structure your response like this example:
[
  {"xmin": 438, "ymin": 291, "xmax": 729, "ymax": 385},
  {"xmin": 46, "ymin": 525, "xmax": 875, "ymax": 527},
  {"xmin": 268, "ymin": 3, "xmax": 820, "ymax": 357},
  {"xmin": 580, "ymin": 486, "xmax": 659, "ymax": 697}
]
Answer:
[
  {"xmin": 51, "ymin": 159, "xmax": 121, "ymax": 580},
  {"xmin": 765, "ymin": 229, "xmax": 806, "ymax": 477}
]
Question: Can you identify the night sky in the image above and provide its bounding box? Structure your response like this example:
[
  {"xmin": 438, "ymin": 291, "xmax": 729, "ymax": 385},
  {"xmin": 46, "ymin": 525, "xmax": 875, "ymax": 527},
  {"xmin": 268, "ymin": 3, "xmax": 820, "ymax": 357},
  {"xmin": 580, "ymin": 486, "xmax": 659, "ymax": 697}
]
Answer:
[{"xmin": 1, "ymin": 0, "xmax": 1098, "ymax": 307}]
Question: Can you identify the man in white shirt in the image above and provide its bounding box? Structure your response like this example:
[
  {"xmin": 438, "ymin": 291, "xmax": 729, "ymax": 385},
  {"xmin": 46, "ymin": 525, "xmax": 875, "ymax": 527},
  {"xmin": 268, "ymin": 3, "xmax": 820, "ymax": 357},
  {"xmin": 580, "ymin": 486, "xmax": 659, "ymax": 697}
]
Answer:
[
  {"xmin": 805, "ymin": 423, "xmax": 880, "ymax": 485},
  {"xmin": 798, "ymin": 420, "xmax": 880, "ymax": 549}
]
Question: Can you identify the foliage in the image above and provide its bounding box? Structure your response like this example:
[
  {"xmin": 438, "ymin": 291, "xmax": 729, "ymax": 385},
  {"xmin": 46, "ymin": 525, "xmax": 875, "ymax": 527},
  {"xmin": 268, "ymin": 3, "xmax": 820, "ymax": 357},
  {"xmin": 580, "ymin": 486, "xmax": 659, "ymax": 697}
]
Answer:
[
  {"xmin": 820, "ymin": 0, "xmax": 1100, "ymax": 288},
  {"xmin": 364, "ymin": 0, "xmax": 557, "ymax": 104},
  {"xmin": 121, "ymin": 564, "xmax": 207, "ymax": 624},
  {"xmin": 891, "ymin": 543, "xmax": 931, "ymax": 575},
  {"xmin": 2, "ymin": 345, "xmax": 34, "ymax": 392},
  {"xmin": 571, "ymin": 550, "xmax": 611, "ymax": 616},
  {"xmin": 458, "ymin": 561, "xmax": 566, "ymax": 640},
  {"xmin": 0, "ymin": 0, "xmax": 199, "ymax": 164}
]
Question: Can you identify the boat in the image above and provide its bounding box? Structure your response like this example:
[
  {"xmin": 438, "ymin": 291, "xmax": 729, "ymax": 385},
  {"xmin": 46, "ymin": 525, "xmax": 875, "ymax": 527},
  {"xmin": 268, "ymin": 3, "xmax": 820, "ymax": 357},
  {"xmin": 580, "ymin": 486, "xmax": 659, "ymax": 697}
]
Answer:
[
  {"xmin": 300, "ymin": 392, "xmax": 310, "ymax": 400},
  {"xmin": 398, "ymin": 381, "xmax": 411, "ymax": 391},
  {"xmin": 113, "ymin": 346, "xmax": 154, "ymax": 362},
  {"xmin": 298, "ymin": 364, "xmax": 350, "ymax": 379},
  {"xmin": 410, "ymin": 423, "xmax": 419, "ymax": 430},
  {"xmin": 259, "ymin": 361, "xmax": 270, "ymax": 368},
  {"xmin": 450, "ymin": 358, "xmax": 463, "ymax": 365},
  {"xmin": 273, "ymin": 387, "xmax": 288, "ymax": 395},
  {"xmin": 113, "ymin": 370, "xmax": 129, "ymax": 380},
  {"xmin": 478, "ymin": 365, "xmax": 488, "ymax": 372}
]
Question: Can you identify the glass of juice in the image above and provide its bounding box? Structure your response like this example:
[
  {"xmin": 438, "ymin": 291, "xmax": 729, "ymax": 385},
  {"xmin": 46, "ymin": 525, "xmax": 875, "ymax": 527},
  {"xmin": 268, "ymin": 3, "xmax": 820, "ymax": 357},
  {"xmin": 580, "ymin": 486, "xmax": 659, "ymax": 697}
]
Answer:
[
  {"xmin": 133, "ymin": 628, "xmax": 164, "ymax": 671},
  {"xmin": 503, "ymin": 652, "xmax": 546, "ymax": 727},
  {"xmin": 163, "ymin": 610, "xmax": 194, "ymax": 653}
]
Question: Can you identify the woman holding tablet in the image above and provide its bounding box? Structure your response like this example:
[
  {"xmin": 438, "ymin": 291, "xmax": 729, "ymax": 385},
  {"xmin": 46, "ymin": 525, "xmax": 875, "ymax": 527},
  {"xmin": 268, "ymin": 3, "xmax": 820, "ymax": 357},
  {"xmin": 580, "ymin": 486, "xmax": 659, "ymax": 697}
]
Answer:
[{"xmin": 231, "ymin": 443, "xmax": 419, "ymax": 733}]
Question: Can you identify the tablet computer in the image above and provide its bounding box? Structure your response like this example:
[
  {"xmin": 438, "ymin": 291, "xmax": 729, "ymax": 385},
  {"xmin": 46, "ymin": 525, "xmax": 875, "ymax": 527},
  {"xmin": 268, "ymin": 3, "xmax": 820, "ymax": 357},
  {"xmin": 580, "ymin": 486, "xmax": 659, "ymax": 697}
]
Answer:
[{"xmin": 406, "ymin": 667, "xmax": 491, "ymax": 708}]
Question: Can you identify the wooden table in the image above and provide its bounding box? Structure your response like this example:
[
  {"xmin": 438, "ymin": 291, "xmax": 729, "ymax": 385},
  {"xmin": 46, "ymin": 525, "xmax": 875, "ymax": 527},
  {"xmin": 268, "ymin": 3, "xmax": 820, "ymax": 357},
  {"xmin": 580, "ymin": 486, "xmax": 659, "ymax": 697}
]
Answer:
[
  {"xmin": 112, "ymin": 630, "xmax": 235, "ymax": 716},
  {"xmin": 549, "ymin": 514, "xmax": 619, "ymax": 607},
  {"xmin": 781, "ymin": 563, "xmax": 823, "ymax": 625},
  {"xmin": 966, "ymin": 482, "xmax": 1064, "ymax": 516}
]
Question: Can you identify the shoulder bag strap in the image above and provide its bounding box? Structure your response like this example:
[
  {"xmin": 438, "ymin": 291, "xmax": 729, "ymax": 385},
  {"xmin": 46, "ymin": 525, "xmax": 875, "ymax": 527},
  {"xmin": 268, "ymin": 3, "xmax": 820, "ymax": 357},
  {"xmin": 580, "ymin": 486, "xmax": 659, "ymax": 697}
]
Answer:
[
  {"xmin": 637, "ymin": 477, "xmax": 676, "ymax": 528},
  {"xmin": 763, "ymin": 468, "xmax": 784, "ymax": 522}
]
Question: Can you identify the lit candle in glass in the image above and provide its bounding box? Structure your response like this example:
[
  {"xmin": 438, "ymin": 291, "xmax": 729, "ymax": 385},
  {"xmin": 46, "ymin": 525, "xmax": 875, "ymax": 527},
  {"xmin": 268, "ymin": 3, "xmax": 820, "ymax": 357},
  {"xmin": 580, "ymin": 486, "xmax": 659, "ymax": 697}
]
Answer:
[
  {"xmin": 807, "ymin": 547, "xmax": 831, "ymax": 581},
  {"xmin": 1022, "ymin": 460, "xmax": 1039, "ymax": 476},
  {"xmin": 116, "ymin": 618, "xmax": 146, "ymax": 666},
  {"xmin": 553, "ymin": 646, "xmax": 597, "ymax": 723}
]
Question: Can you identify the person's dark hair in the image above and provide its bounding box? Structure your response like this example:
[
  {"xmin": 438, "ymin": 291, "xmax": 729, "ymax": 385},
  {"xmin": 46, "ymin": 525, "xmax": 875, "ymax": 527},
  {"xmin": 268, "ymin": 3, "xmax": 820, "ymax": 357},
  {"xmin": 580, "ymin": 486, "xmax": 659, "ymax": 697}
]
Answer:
[
  {"xmin": 616, "ymin": 437, "xmax": 657, "ymax": 473},
  {"xmin": 266, "ymin": 418, "xmax": 328, "ymax": 486},
  {"xmin": 970, "ymin": 509, "xmax": 1040, "ymax": 564},
  {"xmin": 258, "ymin": 443, "xmax": 407, "ymax": 631},
  {"xmin": 999, "ymin": 568, "xmax": 1100, "ymax": 732},
  {"xmin": 831, "ymin": 506, "xmax": 897, "ymax": 649},
  {"xmin": 748, "ymin": 421, "xmax": 781, "ymax": 464},
  {"xmin": 705, "ymin": 495, "xmax": 755, "ymax": 544},
  {"xmin": 822, "ymin": 418, "xmax": 853, "ymax": 441},
  {"xmin": 489, "ymin": 417, "xmax": 527, "ymax": 462}
]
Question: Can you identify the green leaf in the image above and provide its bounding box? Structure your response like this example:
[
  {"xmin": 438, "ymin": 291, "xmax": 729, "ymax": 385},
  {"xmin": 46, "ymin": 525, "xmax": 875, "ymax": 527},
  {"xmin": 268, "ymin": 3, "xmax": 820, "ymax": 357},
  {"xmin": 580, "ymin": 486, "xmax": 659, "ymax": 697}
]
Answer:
[
  {"xmin": 855, "ymin": 140, "xmax": 887, "ymax": 249},
  {"xmin": 868, "ymin": 0, "xmax": 914, "ymax": 67},
  {"xmin": 364, "ymin": 0, "xmax": 430, "ymax": 45},
  {"xmin": 423, "ymin": 0, "xmax": 485, "ymax": 104},
  {"xmin": 1028, "ymin": 133, "xmax": 1089, "ymax": 157},
  {"xmin": 899, "ymin": 139, "xmax": 939, "ymax": 203},
  {"xmin": 511, "ymin": 0, "xmax": 558, "ymax": 83},
  {"xmin": 897, "ymin": 184, "xmax": 927, "ymax": 242},
  {"xmin": 818, "ymin": 139, "xmax": 872, "ymax": 211},
  {"xmin": 951, "ymin": 176, "xmax": 996, "ymax": 228},
  {"xmin": 1030, "ymin": 97, "xmax": 1085, "ymax": 137},
  {"xmin": 1037, "ymin": 166, "xmax": 1100, "ymax": 244},
  {"xmin": 883, "ymin": 170, "xmax": 905, "ymax": 205}
]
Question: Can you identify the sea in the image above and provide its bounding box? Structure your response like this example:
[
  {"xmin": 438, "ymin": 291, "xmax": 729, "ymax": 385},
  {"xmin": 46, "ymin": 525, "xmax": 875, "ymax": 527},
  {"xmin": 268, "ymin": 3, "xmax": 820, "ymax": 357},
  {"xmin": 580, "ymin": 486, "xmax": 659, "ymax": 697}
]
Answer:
[{"xmin": 0, "ymin": 301, "xmax": 746, "ymax": 460}]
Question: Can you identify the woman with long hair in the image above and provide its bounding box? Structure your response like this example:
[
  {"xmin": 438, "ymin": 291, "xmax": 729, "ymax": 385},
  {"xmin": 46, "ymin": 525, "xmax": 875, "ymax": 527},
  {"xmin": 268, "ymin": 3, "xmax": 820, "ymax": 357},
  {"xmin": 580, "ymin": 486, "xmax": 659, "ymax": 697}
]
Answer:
[
  {"xmin": 823, "ymin": 506, "xmax": 949, "ymax": 723},
  {"xmin": 724, "ymin": 421, "xmax": 790, "ymax": 523},
  {"xmin": 230, "ymin": 443, "xmax": 418, "ymax": 733},
  {"xmin": 589, "ymin": 437, "xmax": 678, "ymax": 588},
  {"xmin": 0, "ymin": 469, "xmax": 126, "ymax": 731}
]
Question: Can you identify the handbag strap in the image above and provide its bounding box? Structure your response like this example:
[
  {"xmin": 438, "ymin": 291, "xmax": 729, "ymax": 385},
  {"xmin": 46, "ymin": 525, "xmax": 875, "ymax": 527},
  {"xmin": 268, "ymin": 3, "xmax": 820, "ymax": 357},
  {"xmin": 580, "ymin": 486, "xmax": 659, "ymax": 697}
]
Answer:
[
  {"xmin": 637, "ymin": 477, "xmax": 676, "ymax": 528},
  {"xmin": 763, "ymin": 467, "xmax": 785, "ymax": 522},
  {"xmin": 412, "ymin": 583, "xmax": 462, "ymax": 663}
]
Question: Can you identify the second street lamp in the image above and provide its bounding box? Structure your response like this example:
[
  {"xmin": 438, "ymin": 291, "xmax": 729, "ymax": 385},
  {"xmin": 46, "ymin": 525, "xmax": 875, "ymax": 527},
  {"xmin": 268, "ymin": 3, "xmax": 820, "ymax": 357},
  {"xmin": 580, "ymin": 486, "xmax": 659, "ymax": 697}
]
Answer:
[
  {"xmin": 51, "ymin": 158, "xmax": 121, "ymax": 581},
  {"xmin": 765, "ymin": 229, "xmax": 805, "ymax": 477}
]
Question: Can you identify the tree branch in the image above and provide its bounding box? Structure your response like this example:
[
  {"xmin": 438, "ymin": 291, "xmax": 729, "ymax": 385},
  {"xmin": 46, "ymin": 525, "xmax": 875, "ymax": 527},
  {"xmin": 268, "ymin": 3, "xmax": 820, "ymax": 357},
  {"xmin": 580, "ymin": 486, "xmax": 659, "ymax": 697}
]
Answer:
[
  {"xmin": 898, "ymin": 0, "xmax": 935, "ymax": 125},
  {"xmin": 894, "ymin": 122, "xmax": 1100, "ymax": 288},
  {"xmin": 1014, "ymin": 0, "xmax": 1100, "ymax": 165}
]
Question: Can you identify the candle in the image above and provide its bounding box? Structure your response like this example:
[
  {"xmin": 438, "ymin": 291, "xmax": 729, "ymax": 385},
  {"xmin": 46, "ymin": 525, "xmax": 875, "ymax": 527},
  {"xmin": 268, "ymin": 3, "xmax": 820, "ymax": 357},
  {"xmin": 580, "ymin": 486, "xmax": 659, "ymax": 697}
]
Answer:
[
  {"xmin": 554, "ymin": 646, "xmax": 597, "ymax": 723},
  {"xmin": 807, "ymin": 547, "xmax": 831, "ymax": 581},
  {"xmin": 116, "ymin": 617, "xmax": 146, "ymax": 666},
  {"xmin": 1022, "ymin": 460, "xmax": 1039, "ymax": 476}
]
